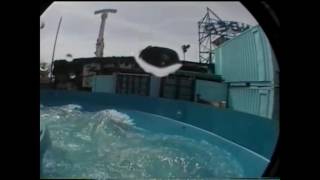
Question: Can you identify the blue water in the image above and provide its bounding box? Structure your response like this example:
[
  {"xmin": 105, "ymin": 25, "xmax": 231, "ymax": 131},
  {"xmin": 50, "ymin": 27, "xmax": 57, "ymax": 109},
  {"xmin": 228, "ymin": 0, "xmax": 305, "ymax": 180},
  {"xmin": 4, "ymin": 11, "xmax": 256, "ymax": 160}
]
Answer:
[{"xmin": 40, "ymin": 104, "xmax": 244, "ymax": 179}]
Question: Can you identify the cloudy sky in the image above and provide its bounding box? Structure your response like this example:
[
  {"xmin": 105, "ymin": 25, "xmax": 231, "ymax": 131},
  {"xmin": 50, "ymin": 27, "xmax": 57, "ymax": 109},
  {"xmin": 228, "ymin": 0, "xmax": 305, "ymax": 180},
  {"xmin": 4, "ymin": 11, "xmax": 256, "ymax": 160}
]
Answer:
[{"xmin": 40, "ymin": 1, "xmax": 258, "ymax": 64}]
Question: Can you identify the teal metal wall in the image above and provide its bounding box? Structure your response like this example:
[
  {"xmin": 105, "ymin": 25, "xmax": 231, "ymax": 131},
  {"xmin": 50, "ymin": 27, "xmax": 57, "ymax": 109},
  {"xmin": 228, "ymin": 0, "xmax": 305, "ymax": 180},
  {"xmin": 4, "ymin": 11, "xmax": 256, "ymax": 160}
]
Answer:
[
  {"xmin": 195, "ymin": 80, "xmax": 227, "ymax": 102},
  {"xmin": 92, "ymin": 75, "xmax": 115, "ymax": 93},
  {"xmin": 160, "ymin": 76, "xmax": 195, "ymax": 101},
  {"xmin": 214, "ymin": 26, "xmax": 276, "ymax": 83},
  {"xmin": 149, "ymin": 76, "xmax": 161, "ymax": 97},
  {"xmin": 228, "ymin": 85, "xmax": 274, "ymax": 119},
  {"xmin": 213, "ymin": 25, "xmax": 279, "ymax": 119}
]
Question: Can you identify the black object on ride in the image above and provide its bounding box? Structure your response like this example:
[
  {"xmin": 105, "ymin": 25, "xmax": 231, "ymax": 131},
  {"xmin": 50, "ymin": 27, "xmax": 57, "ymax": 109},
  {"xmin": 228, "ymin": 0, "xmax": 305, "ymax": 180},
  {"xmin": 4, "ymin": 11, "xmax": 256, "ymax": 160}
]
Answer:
[{"xmin": 139, "ymin": 46, "xmax": 181, "ymax": 68}]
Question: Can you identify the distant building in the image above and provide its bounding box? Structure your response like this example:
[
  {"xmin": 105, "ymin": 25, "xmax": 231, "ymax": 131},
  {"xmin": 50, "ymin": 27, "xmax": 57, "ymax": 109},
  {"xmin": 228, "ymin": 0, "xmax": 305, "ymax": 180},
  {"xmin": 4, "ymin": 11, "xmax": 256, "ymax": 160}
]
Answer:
[
  {"xmin": 53, "ymin": 56, "xmax": 144, "ymax": 90},
  {"xmin": 52, "ymin": 56, "xmax": 224, "ymax": 105}
]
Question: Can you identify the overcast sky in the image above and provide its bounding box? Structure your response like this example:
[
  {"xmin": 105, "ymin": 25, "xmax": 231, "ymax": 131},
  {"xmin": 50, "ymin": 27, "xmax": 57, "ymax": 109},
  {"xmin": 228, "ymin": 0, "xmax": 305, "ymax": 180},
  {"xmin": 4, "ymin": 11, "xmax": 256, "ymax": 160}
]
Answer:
[{"xmin": 40, "ymin": 1, "xmax": 258, "ymax": 64}]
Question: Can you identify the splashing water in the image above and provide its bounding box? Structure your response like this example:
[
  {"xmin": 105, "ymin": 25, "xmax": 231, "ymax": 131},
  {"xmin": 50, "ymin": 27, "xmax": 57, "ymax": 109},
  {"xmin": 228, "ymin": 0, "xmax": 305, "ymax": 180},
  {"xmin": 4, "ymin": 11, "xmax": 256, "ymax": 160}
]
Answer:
[{"xmin": 40, "ymin": 104, "xmax": 244, "ymax": 179}]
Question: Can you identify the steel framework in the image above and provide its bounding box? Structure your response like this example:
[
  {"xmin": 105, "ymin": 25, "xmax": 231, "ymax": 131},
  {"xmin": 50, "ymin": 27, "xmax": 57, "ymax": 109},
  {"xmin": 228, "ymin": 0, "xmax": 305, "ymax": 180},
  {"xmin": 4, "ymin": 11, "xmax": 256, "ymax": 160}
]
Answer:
[{"xmin": 198, "ymin": 7, "xmax": 250, "ymax": 64}]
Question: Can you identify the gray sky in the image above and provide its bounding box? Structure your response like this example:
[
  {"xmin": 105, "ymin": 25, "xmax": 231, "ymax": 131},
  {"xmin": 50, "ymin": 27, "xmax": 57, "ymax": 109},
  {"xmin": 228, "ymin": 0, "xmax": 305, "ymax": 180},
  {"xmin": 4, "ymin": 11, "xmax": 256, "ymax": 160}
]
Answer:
[{"xmin": 40, "ymin": 1, "xmax": 258, "ymax": 64}]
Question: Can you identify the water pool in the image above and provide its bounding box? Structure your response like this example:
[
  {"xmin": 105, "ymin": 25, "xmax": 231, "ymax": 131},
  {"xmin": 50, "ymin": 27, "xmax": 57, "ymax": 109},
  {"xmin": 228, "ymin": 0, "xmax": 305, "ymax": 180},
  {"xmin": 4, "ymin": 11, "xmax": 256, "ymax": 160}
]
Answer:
[
  {"xmin": 40, "ymin": 90, "xmax": 278, "ymax": 178},
  {"xmin": 41, "ymin": 104, "xmax": 245, "ymax": 179}
]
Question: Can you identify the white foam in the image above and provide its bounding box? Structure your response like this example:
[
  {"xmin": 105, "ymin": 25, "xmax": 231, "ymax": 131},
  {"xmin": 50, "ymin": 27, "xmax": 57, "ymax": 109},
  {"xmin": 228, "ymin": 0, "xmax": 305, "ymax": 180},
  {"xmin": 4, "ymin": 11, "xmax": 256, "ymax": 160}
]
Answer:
[
  {"xmin": 93, "ymin": 109, "xmax": 135, "ymax": 127},
  {"xmin": 41, "ymin": 106, "xmax": 245, "ymax": 178},
  {"xmin": 135, "ymin": 56, "xmax": 182, "ymax": 77},
  {"xmin": 61, "ymin": 104, "xmax": 82, "ymax": 112},
  {"xmin": 106, "ymin": 110, "xmax": 135, "ymax": 126}
]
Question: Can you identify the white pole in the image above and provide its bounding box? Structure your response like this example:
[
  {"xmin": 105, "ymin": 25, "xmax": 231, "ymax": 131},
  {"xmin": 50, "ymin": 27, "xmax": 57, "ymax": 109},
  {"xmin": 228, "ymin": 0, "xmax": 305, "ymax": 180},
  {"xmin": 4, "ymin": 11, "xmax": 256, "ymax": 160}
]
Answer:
[{"xmin": 50, "ymin": 17, "xmax": 63, "ymax": 82}]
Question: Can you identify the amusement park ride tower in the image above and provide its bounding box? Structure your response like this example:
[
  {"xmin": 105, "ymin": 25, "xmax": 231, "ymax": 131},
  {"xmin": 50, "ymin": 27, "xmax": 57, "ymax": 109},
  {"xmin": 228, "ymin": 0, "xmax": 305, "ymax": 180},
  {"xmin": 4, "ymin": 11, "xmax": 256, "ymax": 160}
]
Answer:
[
  {"xmin": 94, "ymin": 8, "xmax": 117, "ymax": 57},
  {"xmin": 198, "ymin": 7, "xmax": 250, "ymax": 64}
]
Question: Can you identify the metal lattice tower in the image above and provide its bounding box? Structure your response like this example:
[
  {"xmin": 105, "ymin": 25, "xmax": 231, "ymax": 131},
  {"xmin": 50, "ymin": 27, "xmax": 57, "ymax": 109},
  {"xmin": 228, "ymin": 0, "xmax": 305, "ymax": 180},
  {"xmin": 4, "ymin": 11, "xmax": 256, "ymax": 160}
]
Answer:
[{"xmin": 198, "ymin": 7, "xmax": 251, "ymax": 64}]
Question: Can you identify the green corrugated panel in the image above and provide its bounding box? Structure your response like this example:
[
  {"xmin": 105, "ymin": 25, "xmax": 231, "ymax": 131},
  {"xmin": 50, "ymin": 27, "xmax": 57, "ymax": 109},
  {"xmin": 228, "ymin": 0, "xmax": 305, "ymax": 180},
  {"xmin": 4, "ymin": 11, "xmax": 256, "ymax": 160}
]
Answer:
[
  {"xmin": 92, "ymin": 75, "xmax": 115, "ymax": 93},
  {"xmin": 195, "ymin": 80, "xmax": 227, "ymax": 102},
  {"xmin": 149, "ymin": 76, "xmax": 161, "ymax": 97},
  {"xmin": 175, "ymin": 71, "xmax": 222, "ymax": 81},
  {"xmin": 214, "ymin": 26, "xmax": 276, "ymax": 83},
  {"xmin": 228, "ymin": 86, "xmax": 274, "ymax": 119}
]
